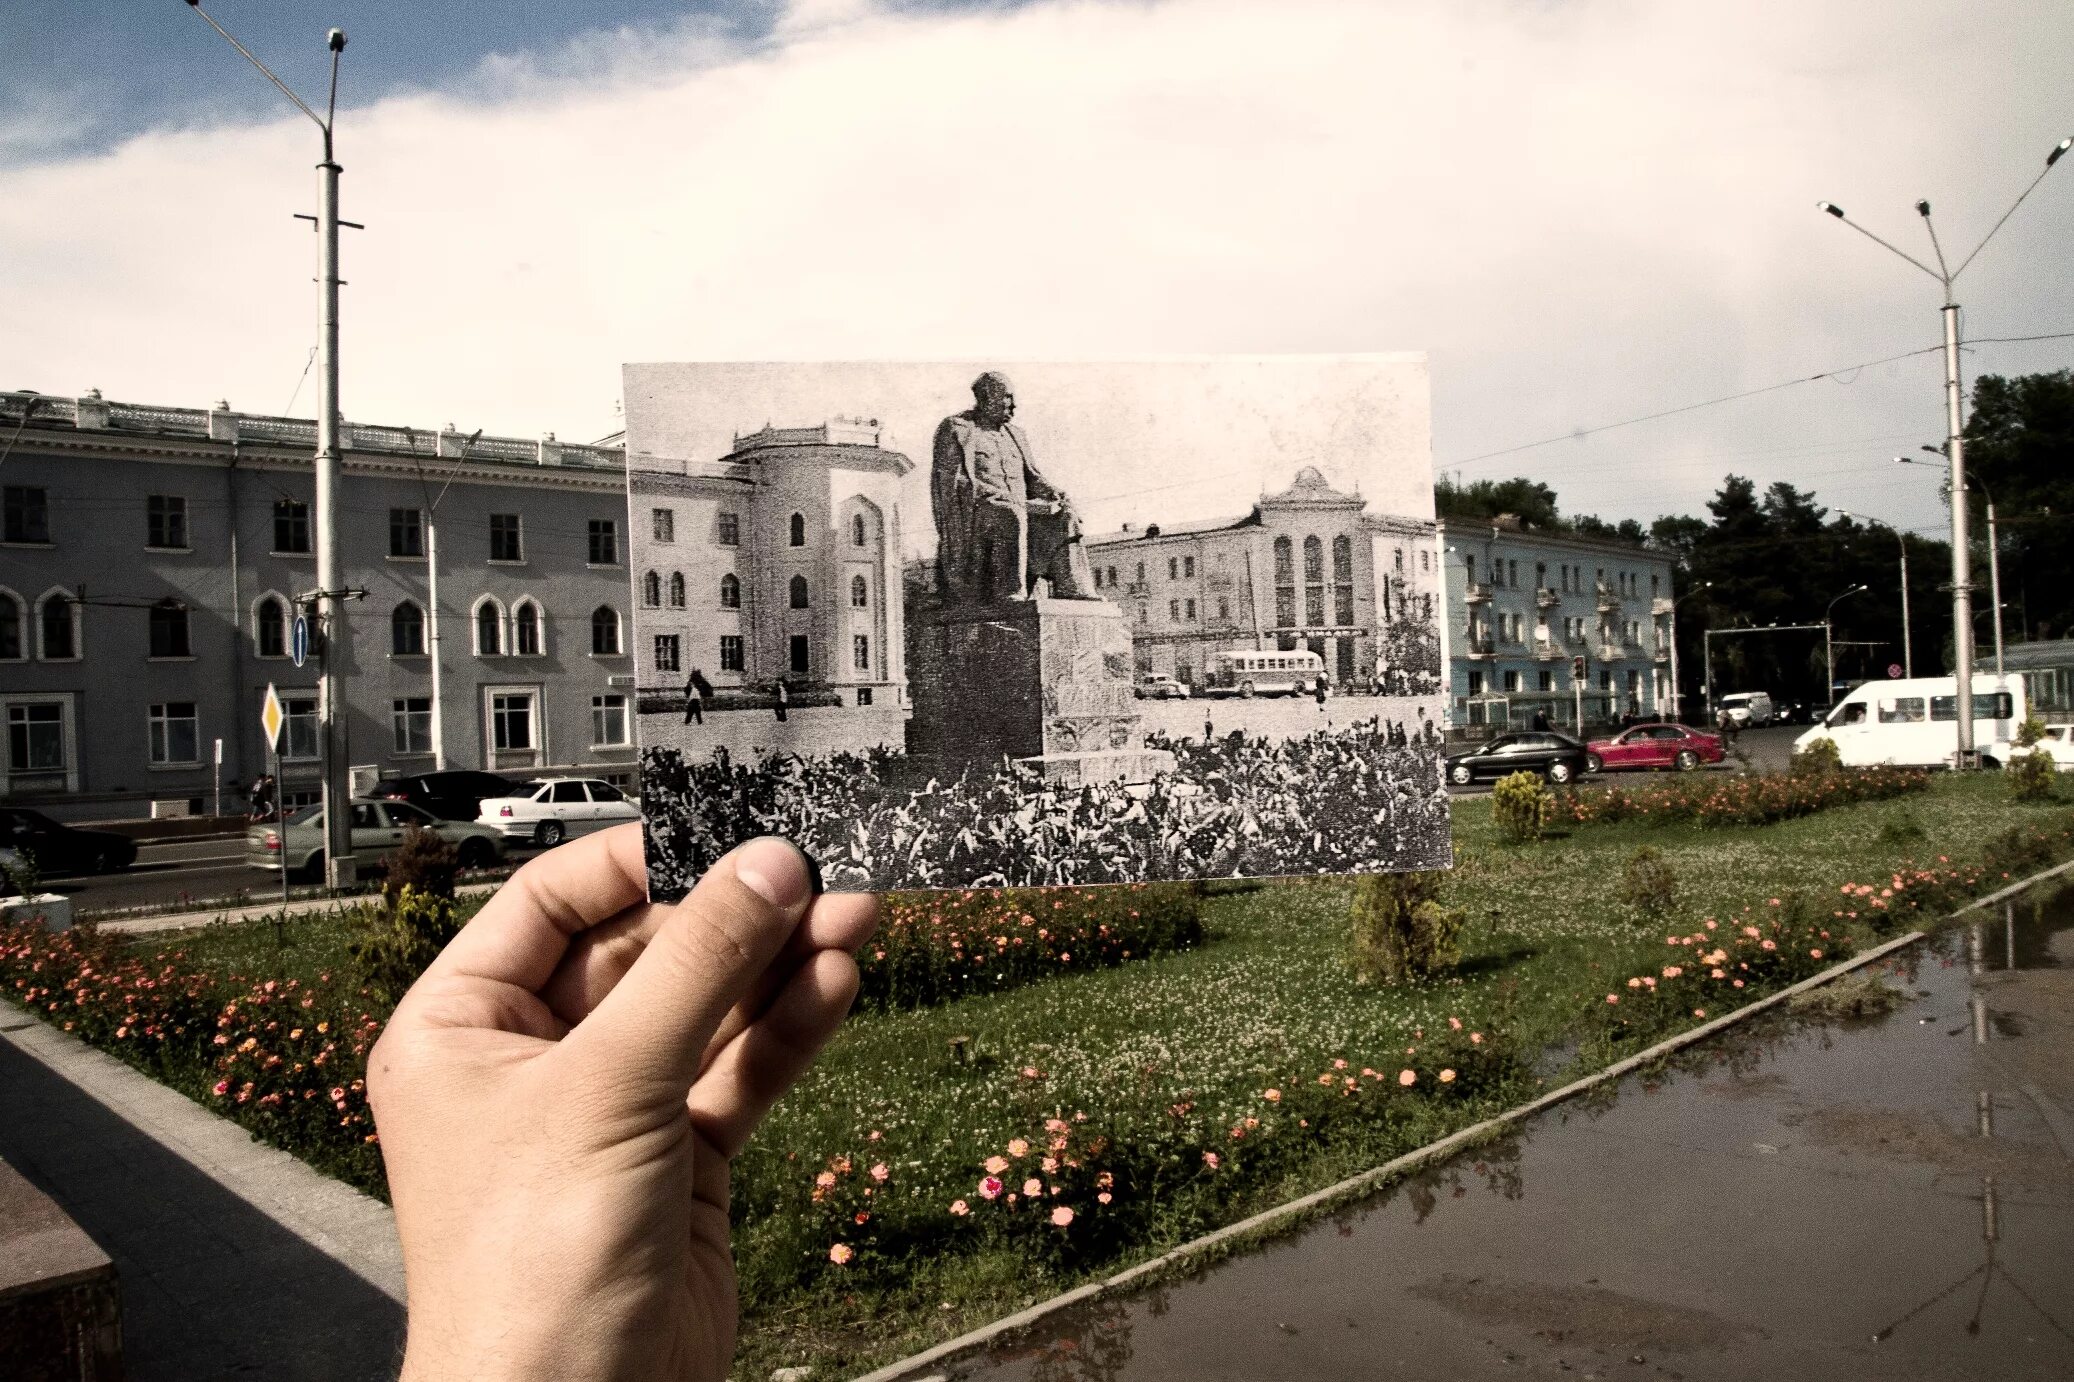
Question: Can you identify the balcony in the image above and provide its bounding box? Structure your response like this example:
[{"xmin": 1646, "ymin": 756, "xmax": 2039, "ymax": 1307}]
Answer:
[
  {"xmin": 1464, "ymin": 583, "xmax": 1492, "ymax": 604},
  {"xmin": 1464, "ymin": 636, "xmax": 1496, "ymax": 659},
  {"xmin": 1536, "ymin": 587, "xmax": 1561, "ymax": 609},
  {"xmin": 1596, "ymin": 585, "xmax": 1621, "ymax": 613},
  {"xmin": 1651, "ymin": 596, "xmax": 1675, "ymax": 616},
  {"xmin": 1653, "ymin": 641, "xmax": 1673, "ymax": 663},
  {"xmin": 1533, "ymin": 640, "xmax": 1564, "ymax": 662},
  {"xmin": 1596, "ymin": 643, "xmax": 1625, "ymax": 662}
]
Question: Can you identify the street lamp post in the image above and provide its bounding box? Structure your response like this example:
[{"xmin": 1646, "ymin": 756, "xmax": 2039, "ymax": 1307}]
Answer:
[
  {"xmin": 1898, "ymin": 453, "xmax": 2006, "ymax": 675},
  {"xmin": 1817, "ymin": 133, "xmax": 2069, "ymax": 765},
  {"xmin": 1840, "ymin": 511, "xmax": 1910, "ymax": 678},
  {"xmin": 1667, "ymin": 579, "xmax": 1711, "ymax": 724},
  {"xmin": 185, "ymin": 1, "xmax": 358, "ymax": 886},
  {"xmin": 1826, "ymin": 584, "xmax": 1868, "ymax": 703}
]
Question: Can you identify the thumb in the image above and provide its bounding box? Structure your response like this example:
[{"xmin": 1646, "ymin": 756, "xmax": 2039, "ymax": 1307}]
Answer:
[{"xmin": 563, "ymin": 837, "xmax": 815, "ymax": 1103}]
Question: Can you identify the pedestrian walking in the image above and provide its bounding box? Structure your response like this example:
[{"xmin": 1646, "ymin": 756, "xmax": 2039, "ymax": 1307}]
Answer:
[
  {"xmin": 682, "ymin": 668, "xmax": 712, "ymax": 727},
  {"xmin": 1314, "ymin": 670, "xmax": 1330, "ymax": 710},
  {"xmin": 1716, "ymin": 706, "xmax": 1738, "ymax": 749},
  {"xmin": 1531, "ymin": 707, "xmax": 1551, "ymax": 733},
  {"xmin": 773, "ymin": 679, "xmax": 790, "ymax": 724},
  {"xmin": 248, "ymin": 773, "xmax": 275, "ymax": 821}
]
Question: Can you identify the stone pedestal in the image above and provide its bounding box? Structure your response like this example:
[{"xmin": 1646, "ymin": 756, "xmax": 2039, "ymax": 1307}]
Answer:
[{"xmin": 908, "ymin": 595, "xmax": 1175, "ymax": 785}]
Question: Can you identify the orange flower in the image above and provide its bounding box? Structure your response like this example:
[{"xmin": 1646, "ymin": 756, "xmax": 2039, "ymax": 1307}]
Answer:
[
  {"xmin": 829, "ymin": 1243, "xmax": 854, "ymax": 1265},
  {"xmin": 1051, "ymin": 1206, "xmax": 1075, "ymax": 1227},
  {"xmin": 1398, "ymin": 1069, "xmax": 1417, "ymax": 1087},
  {"xmin": 1438, "ymin": 1069, "xmax": 1456, "ymax": 1084}
]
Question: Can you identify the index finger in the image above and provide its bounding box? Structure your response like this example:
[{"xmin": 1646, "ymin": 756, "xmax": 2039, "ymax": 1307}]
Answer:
[{"xmin": 422, "ymin": 824, "xmax": 650, "ymax": 995}]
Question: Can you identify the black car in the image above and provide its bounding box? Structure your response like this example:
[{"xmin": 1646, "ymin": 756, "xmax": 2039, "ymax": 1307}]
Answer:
[
  {"xmin": 0, "ymin": 808, "xmax": 139, "ymax": 876},
  {"xmin": 1445, "ymin": 732, "xmax": 1591, "ymax": 786},
  {"xmin": 369, "ymin": 770, "xmax": 521, "ymax": 822}
]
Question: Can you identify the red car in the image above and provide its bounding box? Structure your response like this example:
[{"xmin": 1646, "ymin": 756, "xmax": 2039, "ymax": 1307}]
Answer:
[{"xmin": 1585, "ymin": 723, "xmax": 1725, "ymax": 774}]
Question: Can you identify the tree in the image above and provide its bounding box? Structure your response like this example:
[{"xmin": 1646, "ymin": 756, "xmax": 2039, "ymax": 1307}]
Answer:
[
  {"xmin": 1434, "ymin": 476, "xmax": 1564, "ymax": 530},
  {"xmin": 1965, "ymin": 370, "xmax": 2074, "ymax": 641}
]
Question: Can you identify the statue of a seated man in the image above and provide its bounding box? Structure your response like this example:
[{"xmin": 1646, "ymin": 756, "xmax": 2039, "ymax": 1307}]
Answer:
[{"xmin": 931, "ymin": 371, "xmax": 1098, "ymax": 605}]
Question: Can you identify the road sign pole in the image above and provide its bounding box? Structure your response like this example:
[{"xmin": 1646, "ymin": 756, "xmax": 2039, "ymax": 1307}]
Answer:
[{"xmin": 276, "ymin": 740, "xmax": 289, "ymax": 914}]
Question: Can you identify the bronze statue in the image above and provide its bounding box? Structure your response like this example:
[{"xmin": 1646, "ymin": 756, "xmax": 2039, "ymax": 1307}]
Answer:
[{"xmin": 931, "ymin": 371, "xmax": 1097, "ymax": 604}]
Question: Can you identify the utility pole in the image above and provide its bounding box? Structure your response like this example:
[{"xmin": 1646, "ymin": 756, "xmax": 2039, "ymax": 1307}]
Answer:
[
  {"xmin": 1667, "ymin": 580, "xmax": 1710, "ymax": 725},
  {"xmin": 186, "ymin": 2, "xmax": 358, "ymax": 885},
  {"xmin": 1817, "ymin": 132, "xmax": 2069, "ymax": 765},
  {"xmin": 414, "ymin": 428, "xmax": 479, "ymax": 772},
  {"xmin": 1825, "ymin": 585, "xmax": 1867, "ymax": 704}
]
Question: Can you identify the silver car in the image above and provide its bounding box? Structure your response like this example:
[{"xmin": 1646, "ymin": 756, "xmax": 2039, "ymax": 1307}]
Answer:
[{"xmin": 246, "ymin": 798, "xmax": 506, "ymax": 879}]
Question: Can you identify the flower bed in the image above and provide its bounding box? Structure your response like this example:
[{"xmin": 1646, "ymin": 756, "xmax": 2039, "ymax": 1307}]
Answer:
[
  {"xmin": 1557, "ymin": 765, "xmax": 1928, "ymax": 830},
  {"xmin": 861, "ymin": 884, "xmax": 1205, "ymax": 1012}
]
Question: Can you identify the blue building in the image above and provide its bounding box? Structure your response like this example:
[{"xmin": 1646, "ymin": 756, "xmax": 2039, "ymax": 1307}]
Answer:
[{"xmin": 1437, "ymin": 518, "xmax": 1677, "ymax": 732}]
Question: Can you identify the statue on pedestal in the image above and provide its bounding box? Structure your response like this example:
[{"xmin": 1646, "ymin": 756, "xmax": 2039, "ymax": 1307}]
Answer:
[{"xmin": 931, "ymin": 371, "xmax": 1098, "ymax": 604}]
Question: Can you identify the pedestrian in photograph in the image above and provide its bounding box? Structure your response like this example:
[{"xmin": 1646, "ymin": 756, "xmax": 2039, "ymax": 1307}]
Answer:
[
  {"xmin": 773, "ymin": 678, "xmax": 790, "ymax": 723},
  {"xmin": 682, "ymin": 667, "xmax": 713, "ymax": 727},
  {"xmin": 1314, "ymin": 669, "xmax": 1330, "ymax": 710}
]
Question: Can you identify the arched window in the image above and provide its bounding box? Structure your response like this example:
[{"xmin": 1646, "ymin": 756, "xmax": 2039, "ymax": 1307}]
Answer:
[
  {"xmin": 254, "ymin": 595, "xmax": 288, "ymax": 658},
  {"xmin": 38, "ymin": 590, "xmax": 79, "ymax": 660},
  {"xmin": 1272, "ymin": 538, "xmax": 1296, "ymax": 629},
  {"xmin": 590, "ymin": 606, "xmax": 621, "ymax": 656},
  {"xmin": 668, "ymin": 573, "xmax": 685, "ymax": 609},
  {"xmin": 789, "ymin": 574, "xmax": 810, "ymax": 609},
  {"xmin": 0, "ymin": 589, "xmax": 21, "ymax": 661},
  {"xmin": 514, "ymin": 601, "xmax": 542, "ymax": 657},
  {"xmin": 720, "ymin": 573, "xmax": 741, "ymax": 609},
  {"xmin": 1303, "ymin": 536, "xmax": 1326, "ymax": 627},
  {"xmin": 391, "ymin": 601, "xmax": 426, "ymax": 656},
  {"xmin": 474, "ymin": 599, "xmax": 503, "ymax": 656},
  {"xmin": 851, "ymin": 513, "xmax": 867, "ymax": 547},
  {"xmin": 789, "ymin": 512, "xmax": 807, "ymax": 547},
  {"xmin": 850, "ymin": 574, "xmax": 869, "ymax": 608}
]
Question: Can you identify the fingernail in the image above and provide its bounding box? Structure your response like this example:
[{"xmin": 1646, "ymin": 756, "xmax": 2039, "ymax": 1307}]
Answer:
[{"xmin": 735, "ymin": 837, "xmax": 813, "ymax": 912}]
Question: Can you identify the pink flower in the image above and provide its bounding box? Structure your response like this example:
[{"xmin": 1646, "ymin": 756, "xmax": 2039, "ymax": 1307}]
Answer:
[
  {"xmin": 950, "ymin": 1199, "xmax": 970, "ymax": 1216},
  {"xmin": 1051, "ymin": 1205, "xmax": 1075, "ymax": 1227},
  {"xmin": 1264, "ymin": 1088, "xmax": 1282, "ymax": 1102},
  {"xmin": 869, "ymin": 1163, "xmax": 890, "ymax": 1183},
  {"xmin": 1470, "ymin": 1033, "xmax": 1483, "ymax": 1044},
  {"xmin": 1202, "ymin": 1151, "xmax": 1221, "ymax": 1169},
  {"xmin": 816, "ymin": 1171, "xmax": 837, "ymax": 1189},
  {"xmin": 978, "ymin": 1176, "xmax": 1004, "ymax": 1200},
  {"xmin": 1693, "ymin": 1009, "xmax": 1707, "ymax": 1018},
  {"xmin": 1097, "ymin": 1191, "xmax": 1113, "ymax": 1205},
  {"xmin": 1606, "ymin": 994, "xmax": 1620, "ymax": 1005},
  {"xmin": 984, "ymin": 1155, "xmax": 1010, "ymax": 1175},
  {"xmin": 1439, "ymin": 1069, "xmax": 1456, "ymax": 1084},
  {"xmin": 1023, "ymin": 1178, "xmax": 1043, "ymax": 1196},
  {"xmin": 211, "ymin": 1079, "xmax": 229, "ymax": 1096},
  {"xmin": 1007, "ymin": 1138, "xmax": 1029, "ymax": 1157},
  {"xmin": 1809, "ymin": 948, "xmax": 1823, "ymax": 959},
  {"xmin": 829, "ymin": 1243, "xmax": 854, "ymax": 1265},
  {"xmin": 1398, "ymin": 1069, "xmax": 1417, "ymax": 1087},
  {"xmin": 1448, "ymin": 1016, "xmax": 1463, "ymax": 1030}
]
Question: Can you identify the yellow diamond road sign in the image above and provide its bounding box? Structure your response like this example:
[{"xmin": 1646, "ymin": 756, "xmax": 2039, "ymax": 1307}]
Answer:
[{"xmin": 260, "ymin": 683, "xmax": 285, "ymax": 752}]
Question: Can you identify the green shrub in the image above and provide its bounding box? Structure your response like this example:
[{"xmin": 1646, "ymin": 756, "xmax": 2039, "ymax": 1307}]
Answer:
[
  {"xmin": 1348, "ymin": 870, "xmax": 1464, "ymax": 984},
  {"xmin": 1790, "ymin": 736, "xmax": 1842, "ymax": 776},
  {"xmin": 1619, "ymin": 846, "xmax": 1677, "ymax": 920},
  {"xmin": 1491, "ymin": 771, "xmax": 1554, "ymax": 844},
  {"xmin": 382, "ymin": 825, "xmax": 460, "ymax": 908},
  {"xmin": 2016, "ymin": 714, "xmax": 2048, "ymax": 748},
  {"xmin": 2008, "ymin": 747, "xmax": 2056, "ymax": 803},
  {"xmin": 350, "ymin": 884, "xmax": 461, "ymax": 1004},
  {"xmin": 1877, "ymin": 812, "xmax": 1927, "ymax": 846},
  {"xmin": 1558, "ymin": 765, "xmax": 1928, "ymax": 830}
]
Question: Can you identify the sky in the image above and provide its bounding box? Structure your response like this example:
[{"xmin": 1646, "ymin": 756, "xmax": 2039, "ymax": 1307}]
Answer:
[{"xmin": 3, "ymin": 0, "xmax": 2070, "ymax": 547}]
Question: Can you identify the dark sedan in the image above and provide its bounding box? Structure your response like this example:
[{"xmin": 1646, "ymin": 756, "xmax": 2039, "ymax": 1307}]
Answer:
[
  {"xmin": 369, "ymin": 770, "xmax": 521, "ymax": 822},
  {"xmin": 0, "ymin": 807, "xmax": 138, "ymax": 876},
  {"xmin": 1445, "ymin": 732, "xmax": 1591, "ymax": 786}
]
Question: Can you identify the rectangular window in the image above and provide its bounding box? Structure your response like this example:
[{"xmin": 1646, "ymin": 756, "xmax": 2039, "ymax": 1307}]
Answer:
[
  {"xmin": 1183, "ymin": 555, "xmax": 1196, "ymax": 578},
  {"xmin": 7, "ymin": 702, "xmax": 66, "ymax": 772},
  {"xmin": 789, "ymin": 635, "xmax": 810, "ymax": 675},
  {"xmin": 490, "ymin": 513, "xmax": 523, "ymax": 562},
  {"xmin": 1334, "ymin": 586, "xmax": 1355, "ymax": 625},
  {"xmin": 1184, "ymin": 598, "xmax": 1196, "ymax": 621},
  {"xmin": 853, "ymin": 634, "xmax": 871, "ymax": 671},
  {"xmin": 273, "ymin": 499, "xmax": 310, "ymax": 554},
  {"xmin": 719, "ymin": 634, "xmax": 744, "ymax": 672},
  {"xmin": 1169, "ymin": 599, "xmax": 1181, "ymax": 620},
  {"xmin": 1167, "ymin": 557, "xmax": 1178, "ymax": 580},
  {"xmin": 2, "ymin": 486, "xmax": 50, "ymax": 544},
  {"xmin": 146, "ymin": 495, "xmax": 188, "ymax": 549},
  {"xmin": 1467, "ymin": 671, "xmax": 1484, "ymax": 695},
  {"xmin": 389, "ymin": 507, "xmax": 424, "ymax": 558},
  {"xmin": 587, "ymin": 519, "xmax": 619, "ymax": 565},
  {"xmin": 283, "ymin": 695, "xmax": 320, "ymax": 761},
  {"xmin": 392, "ymin": 697, "xmax": 432, "ymax": 754},
  {"xmin": 491, "ymin": 693, "xmax": 535, "ymax": 751},
  {"xmin": 857, "ymin": 687, "xmax": 874, "ymax": 707},
  {"xmin": 717, "ymin": 511, "xmax": 740, "ymax": 547},
  {"xmin": 591, "ymin": 694, "xmax": 629, "ymax": 747},
  {"xmin": 1538, "ymin": 670, "xmax": 1554, "ymax": 691},
  {"xmin": 1503, "ymin": 671, "xmax": 1521, "ymax": 693},
  {"xmin": 652, "ymin": 508, "xmax": 675, "ymax": 543},
  {"xmin": 147, "ymin": 702, "xmax": 199, "ymax": 765},
  {"xmin": 148, "ymin": 604, "xmax": 191, "ymax": 658},
  {"xmin": 1217, "ymin": 597, "xmax": 1231, "ymax": 621},
  {"xmin": 1877, "ymin": 697, "xmax": 1926, "ymax": 724},
  {"xmin": 653, "ymin": 634, "xmax": 681, "ymax": 674}
]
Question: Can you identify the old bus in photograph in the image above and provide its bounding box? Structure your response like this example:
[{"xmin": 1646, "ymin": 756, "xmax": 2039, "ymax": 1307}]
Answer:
[{"xmin": 1202, "ymin": 648, "xmax": 1326, "ymax": 698}]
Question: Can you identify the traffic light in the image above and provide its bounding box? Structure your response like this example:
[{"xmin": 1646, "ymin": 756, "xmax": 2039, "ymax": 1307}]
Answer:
[{"xmin": 1572, "ymin": 655, "xmax": 1586, "ymax": 682}]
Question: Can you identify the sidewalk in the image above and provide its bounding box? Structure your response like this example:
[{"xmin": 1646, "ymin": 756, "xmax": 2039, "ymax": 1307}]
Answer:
[
  {"xmin": 941, "ymin": 884, "xmax": 2074, "ymax": 1381},
  {"xmin": 91, "ymin": 878, "xmax": 503, "ymax": 937}
]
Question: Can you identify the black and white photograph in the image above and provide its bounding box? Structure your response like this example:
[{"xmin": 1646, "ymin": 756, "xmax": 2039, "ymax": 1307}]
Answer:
[{"xmin": 623, "ymin": 358, "xmax": 1451, "ymax": 895}]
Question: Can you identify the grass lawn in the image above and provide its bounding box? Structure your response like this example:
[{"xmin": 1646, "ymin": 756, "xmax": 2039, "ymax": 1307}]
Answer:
[{"xmin": 43, "ymin": 772, "xmax": 2074, "ymax": 1379}]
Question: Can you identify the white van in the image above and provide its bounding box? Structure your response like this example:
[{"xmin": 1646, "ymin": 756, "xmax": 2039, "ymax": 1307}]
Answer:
[
  {"xmin": 1794, "ymin": 674, "xmax": 2025, "ymax": 769},
  {"xmin": 1717, "ymin": 691, "xmax": 1774, "ymax": 727}
]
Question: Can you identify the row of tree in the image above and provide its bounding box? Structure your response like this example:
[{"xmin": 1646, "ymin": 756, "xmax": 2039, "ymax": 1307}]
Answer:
[{"xmin": 1436, "ymin": 370, "xmax": 2072, "ymax": 711}]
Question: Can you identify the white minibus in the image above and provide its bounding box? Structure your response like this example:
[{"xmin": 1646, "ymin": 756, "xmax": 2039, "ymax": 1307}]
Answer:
[
  {"xmin": 1794, "ymin": 674, "xmax": 2025, "ymax": 769},
  {"xmin": 1202, "ymin": 649, "xmax": 1325, "ymax": 698}
]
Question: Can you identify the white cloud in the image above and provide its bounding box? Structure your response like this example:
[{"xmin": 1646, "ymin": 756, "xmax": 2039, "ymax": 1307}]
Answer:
[{"xmin": 2, "ymin": 0, "xmax": 2069, "ymax": 538}]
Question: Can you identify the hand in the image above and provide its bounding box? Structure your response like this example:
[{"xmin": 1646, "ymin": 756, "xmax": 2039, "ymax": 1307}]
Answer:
[{"xmin": 369, "ymin": 828, "xmax": 878, "ymax": 1382}]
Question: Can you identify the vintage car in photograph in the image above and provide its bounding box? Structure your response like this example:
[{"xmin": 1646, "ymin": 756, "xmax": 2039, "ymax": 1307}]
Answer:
[
  {"xmin": 476, "ymin": 777, "xmax": 641, "ymax": 847},
  {"xmin": 1444, "ymin": 732, "xmax": 1592, "ymax": 786},
  {"xmin": 1585, "ymin": 723, "xmax": 1726, "ymax": 774},
  {"xmin": 1134, "ymin": 673, "xmax": 1192, "ymax": 700},
  {"xmin": 246, "ymin": 799, "xmax": 505, "ymax": 879}
]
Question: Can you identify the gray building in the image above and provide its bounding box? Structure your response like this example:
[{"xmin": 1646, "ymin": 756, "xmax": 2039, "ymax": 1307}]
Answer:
[{"xmin": 0, "ymin": 389, "xmax": 637, "ymax": 820}]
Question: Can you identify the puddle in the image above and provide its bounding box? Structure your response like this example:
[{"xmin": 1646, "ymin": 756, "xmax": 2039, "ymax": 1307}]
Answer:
[{"xmin": 948, "ymin": 882, "xmax": 2074, "ymax": 1382}]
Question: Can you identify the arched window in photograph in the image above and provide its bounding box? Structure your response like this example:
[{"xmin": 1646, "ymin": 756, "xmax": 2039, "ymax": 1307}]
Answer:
[
  {"xmin": 1332, "ymin": 535, "xmax": 1356, "ymax": 626},
  {"xmin": 719, "ymin": 573, "xmax": 741, "ymax": 609},
  {"xmin": 1303, "ymin": 535, "xmax": 1326, "ymax": 627},
  {"xmin": 1272, "ymin": 537, "xmax": 1296, "ymax": 629},
  {"xmin": 668, "ymin": 573, "xmax": 685, "ymax": 609},
  {"xmin": 642, "ymin": 571, "xmax": 661, "ymax": 607},
  {"xmin": 38, "ymin": 589, "xmax": 79, "ymax": 660},
  {"xmin": 254, "ymin": 595, "xmax": 288, "ymax": 658},
  {"xmin": 850, "ymin": 574, "xmax": 869, "ymax": 608},
  {"xmin": 514, "ymin": 601, "xmax": 542, "ymax": 657},
  {"xmin": 789, "ymin": 574, "xmax": 810, "ymax": 609},
  {"xmin": 590, "ymin": 606, "xmax": 621, "ymax": 656},
  {"xmin": 474, "ymin": 598, "xmax": 503, "ymax": 656},
  {"xmin": 391, "ymin": 601, "xmax": 426, "ymax": 656},
  {"xmin": 0, "ymin": 588, "xmax": 21, "ymax": 661},
  {"xmin": 851, "ymin": 513, "xmax": 867, "ymax": 547},
  {"xmin": 789, "ymin": 512, "xmax": 807, "ymax": 547}
]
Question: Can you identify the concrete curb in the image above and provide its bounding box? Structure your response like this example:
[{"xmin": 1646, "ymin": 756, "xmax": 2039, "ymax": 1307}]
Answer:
[
  {"xmin": 91, "ymin": 879, "xmax": 504, "ymax": 937},
  {"xmin": 852, "ymin": 860, "xmax": 2074, "ymax": 1382}
]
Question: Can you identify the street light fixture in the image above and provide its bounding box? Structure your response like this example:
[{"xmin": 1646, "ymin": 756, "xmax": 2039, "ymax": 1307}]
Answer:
[
  {"xmin": 1816, "ymin": 131, "xmax": 2070, "ymax": 765},
  {"xmin": 1839, "ymin": 511, "xmax": 1910, "ymax": 678},
  {"xmin": 184, "ymin": 1, "xmax": 358, "ymax": 886},
  {"xmin": 1825, "ymin": 584, "xmax": 1868, "ymax": 704},
  {"xmin": 1897, "ymin": 453, "xmax": 2005, "ymax": 674}
]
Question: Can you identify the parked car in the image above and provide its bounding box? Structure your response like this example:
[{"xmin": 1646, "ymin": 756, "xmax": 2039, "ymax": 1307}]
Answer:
[
  {"xmin": 1716, "ymin": 691, "xmax": 1775, "ymax": 727},
  {"xmin": 476, "ymin": 778, "xmax": 641, "ymax": 848},
  {"xmin": 369, "ymin": 769, "xmax": 521, "ymax": 822},
  {"xmin": 0, "ymin": 807, "xmax": 138, "ymax": 876},
  {"xmin": 1794, "ymin": 674, "xmax": 2025, "ymax": 768},
  {"xmin": 245, "ymin": 799, "xmax": 505, "ymax": 880},
  {"xmin": 1444, "ymin": 732, "xmax": 1592, "ymax": 786},
  {"xmin": 1586, "ymin": 723, "xmax": 1725, "ymax": 774},
  {"xmin": 1134, "ymin": 673, "xmax": 1191, "ymax": 700}
]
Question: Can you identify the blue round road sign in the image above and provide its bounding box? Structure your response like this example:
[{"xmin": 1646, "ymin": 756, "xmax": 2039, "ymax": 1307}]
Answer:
[{"xmin": 291, "ymin": 614, "xmax": 310, "ymax": 669}]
